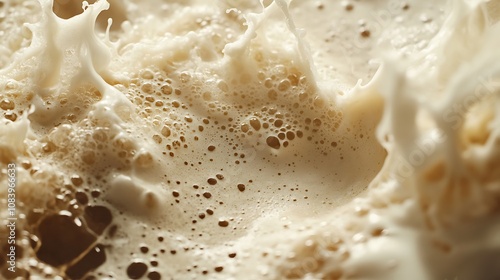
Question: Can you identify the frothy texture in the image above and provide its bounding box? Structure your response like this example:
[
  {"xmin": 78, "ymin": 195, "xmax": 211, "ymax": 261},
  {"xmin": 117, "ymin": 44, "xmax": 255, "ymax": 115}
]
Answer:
[{"xmin": 0, "ymin": 0, "xmax": 499, "ymax": 279}]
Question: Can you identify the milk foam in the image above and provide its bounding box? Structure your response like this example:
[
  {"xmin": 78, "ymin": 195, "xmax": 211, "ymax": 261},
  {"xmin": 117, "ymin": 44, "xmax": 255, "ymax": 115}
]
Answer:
[{"xmin": 0, "ymin": 0, "xmax": 499, "ymax": 279}]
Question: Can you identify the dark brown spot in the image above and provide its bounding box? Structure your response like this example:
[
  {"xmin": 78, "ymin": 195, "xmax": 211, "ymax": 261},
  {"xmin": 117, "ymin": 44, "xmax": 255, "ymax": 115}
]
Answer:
[
  {"xmin": 360, "ymin": 29, "xmax": 371, "ymax": 38},
  {"xmin": 127, "ymin": 262, "xmax": 148, "ymax": 279},
  {"xmin": 148, "ymin": 271, "xmax": 162, "ymax": 280},
  {"xmin": 36, "ymin": 214, "xmax": 96, "ymax": 266},
  {"xmin": 249, "ymin": 118, "xmax": 261, "ymax": 130},
  {"xmin": 207, "ymin": 178, "xmax": 217, "ymax": 185},
  {"xmin": 70, "ymin": 175, "xmax": 84, "ymax": 186},
  {"xmin": 237, "ymin": 184, "xmax": 245, "ymax": 192},
  {"xmin": 84, "ymin": 205, "xmax": 113, "ymax": 235},
  {"xmin": 203, "ymin": 192, "xmax": 212, "ymax": 199},
  {"xmin": 0, "ymin": 99, "xmax": 15, "ymax": 110},
  {"xmin": 218, "ymin": 220, "xmax": 229, "ymax": 227},
  {"xmin": 90, "ymin": 190, "xmax": 101, "ymax": 198},
  {"xmin": 75, "ymin": 192, "xmax": 88, "ymax": 205},
  {"xmin": 140, "ymin": 246, "xmax": 149, "ymax": 253},
  {"xmin": 266, "ymin": 136, "xmax": 281, "ymax": 149}
]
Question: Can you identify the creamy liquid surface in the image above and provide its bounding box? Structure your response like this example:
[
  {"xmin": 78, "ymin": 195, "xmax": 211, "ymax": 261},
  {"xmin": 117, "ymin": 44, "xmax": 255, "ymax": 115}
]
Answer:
[{"xmin": 0, "ymin": 0, "xmax": 500, "ymax": 279}]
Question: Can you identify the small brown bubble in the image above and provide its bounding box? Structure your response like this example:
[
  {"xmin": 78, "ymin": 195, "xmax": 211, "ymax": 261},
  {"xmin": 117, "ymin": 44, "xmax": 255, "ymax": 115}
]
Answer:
[
  {"xmin": 207, "ymin": 178, "xmax": 217, "ymax": 185},
  {"xmin": 266, "ymin": 136, "xmax": 281, "ymax": 149},
  {"xmin": 161, "ymin": 126, "xmax": 171, "ymax": 137},
  {"xmin": 216, "ymin": 174, "xmax": 224, "ymax": 180},
  {"xmin": 21, "ymin": 160, "xmax": 32, "ymax": 170},
  {"xmin": 148, "ymin": 271, "xmax": 162, "ymax": 280},
  {"xmin": 274, "ymin": 119, "xmax": 283, "ymax": 128},
  {"xmin": 278, "ymin": 79, "xmax": 290, "ymax": 91},
  {"xmin": 84, "ymin": 205, "xmax": 113, "ymax": 235},
  {"xmin": 202, "ymin": 92, "xmax": 212, "ymax": 101},
  {"xmin": 4, "ymin": 111, "xmax": 17, "ymax": 121},
  {"xmin": 127, "ymin": 262, "xmax": 148, "ymax": 279},
  {"xmin": 217, "ymin": 81, "xmax": 229, "ymax": 92},
  {"xmin": 203, "ymin": 192, "xmax": 212, "ymax": 198},
  {"xmin": 278, "ymin": 132, "xmax": 286, "ymax": 140},
  {"xmin": 42, "ymin": 142, "xmax": 56, "ymax": 153},
  {"xmin": 161, "ymin": 85, "xmax": 172, "ymax": 95},
  {"xmin": 172, "ymin": 191, "xmax": 180, "ymax": 197},
  {"xmin": 268, "ymin": 89, "xmax": 278, "ymax": 100},
  {"xmin": 75, "ymin": 192, "xmax": 88, "ymax": 205},
  {"xmin": 218, "ymin": 220, "xmax": 229, "ymax": 227},
  {"xmin": 286, "ymin": 131, "xmax": 295, "ymax": 140},
  {"xmin": 228, "ymin": 253, "xmax": 237, "ymax": 258},
  {"xmin": 0, "ymin": 99, "xmax": 15, "ymax": 110},
  {"xmin": 241, "ymin": 124, "xmax": 250, "ymax": 133},
  {"xmin": 91, "ymin": 190, "xmax": 101, "ymax": 198},
  {"xmin": 214, "ymin": 266, "xmax": 224, "ymax": 272},
  {"xmin": 296, "ymin": 131, "xmax": 304, "ymax": 138},
  {"xmin": 371, "ymin": 228, "xmax": 384, "ymax": 237},
  {"xmin": 142, "ymin": 83, "xmax": 154, "ymax": 94},
  {"xmin": 140, "ymin": 246, "xmax": 149, "ymax": 253},
  {"xmin": 313, "ymin": 118, "xmax": 322, "ymax": 127},
  {"xmin": 249, "ymin": 117, "xmax": 261, "ymax": 131},
  {"xmin": 345, "ymin": 3, "xmax": 353, "ymax": 11},
  {"xmin": 198, "ymin": 213, "xmax": 206, "ymax": 219},
  {"xmin": 206, "ymin": 209, "xmax": 214, "ymax": 215},
  {"xmin": 360, "ymin": 29, "xmax": 371, "ymax": 38},
  {"xmin": 237, "ymin": 184, "xmax": 245, "ymax": 192},
  {"xmin": 208, "ymin": 145, "xmax": 216, "ymax": 151}
]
